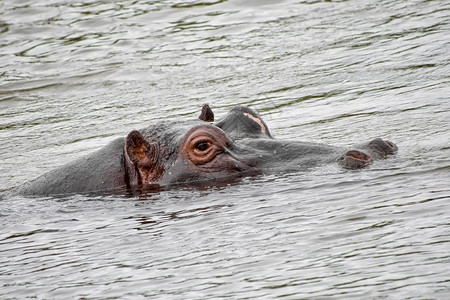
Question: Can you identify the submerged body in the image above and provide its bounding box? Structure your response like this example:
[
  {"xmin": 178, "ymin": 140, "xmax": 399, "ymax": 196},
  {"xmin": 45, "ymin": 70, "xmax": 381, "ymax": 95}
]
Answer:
[{"xmin": 14, "ymin": 105, "xmax": 397, "ymax": 196}]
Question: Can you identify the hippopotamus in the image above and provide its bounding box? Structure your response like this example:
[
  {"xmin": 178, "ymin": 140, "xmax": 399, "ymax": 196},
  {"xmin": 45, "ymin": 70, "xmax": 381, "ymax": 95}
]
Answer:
[{"xmin": 14, "ymin": 105, "xmax": 397, "ymax": 196}]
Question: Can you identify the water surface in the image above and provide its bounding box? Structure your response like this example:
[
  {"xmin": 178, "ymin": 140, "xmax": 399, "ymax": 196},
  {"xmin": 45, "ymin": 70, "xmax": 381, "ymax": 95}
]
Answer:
[{"xmin": 1, "ymin": 0, "xmax": 449, "ymax": 298}]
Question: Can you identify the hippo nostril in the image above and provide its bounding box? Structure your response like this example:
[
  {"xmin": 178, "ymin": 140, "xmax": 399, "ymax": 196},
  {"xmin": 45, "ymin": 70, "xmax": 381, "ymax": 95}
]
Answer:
[
  {"xmin": 346, "ymin": 150, "xmax": 371, "ymax": 162},
  {"xmin": 385, "ymin": 141, "xmax": 398, "ymax": 153},
  {"xmin": 338, "ymin": 150, "xmax": 373, "ymax": 169},
  {"xmin": 367, "ymin": 138, "xmax": 398, "ymax": 158}
]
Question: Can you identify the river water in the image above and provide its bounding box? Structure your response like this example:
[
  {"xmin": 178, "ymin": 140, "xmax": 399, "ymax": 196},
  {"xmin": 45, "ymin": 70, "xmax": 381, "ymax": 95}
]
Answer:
[{"xmin": 1, "ymin": 0, "xmax": 449, "ymax": 298}]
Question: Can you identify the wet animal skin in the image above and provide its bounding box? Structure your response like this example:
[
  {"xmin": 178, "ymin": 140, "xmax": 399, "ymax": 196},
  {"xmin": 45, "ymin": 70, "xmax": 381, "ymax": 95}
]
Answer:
[{"xmin": 13, "ymin": 104, "xmax": 397, "ymax": 196}]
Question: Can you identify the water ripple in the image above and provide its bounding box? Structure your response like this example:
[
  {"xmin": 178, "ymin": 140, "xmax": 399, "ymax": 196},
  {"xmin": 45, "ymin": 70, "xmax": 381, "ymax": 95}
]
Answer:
[{"xmin": 1, "ymin": 0, "xmax": 449, "ymax": 298}]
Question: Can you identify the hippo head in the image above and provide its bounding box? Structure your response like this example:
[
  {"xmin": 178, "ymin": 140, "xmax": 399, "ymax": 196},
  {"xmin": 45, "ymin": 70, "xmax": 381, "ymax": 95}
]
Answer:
[
  {"xmin": 12, "ymin": 105, "xmax": 397, "ymax": 196},
  {"xmin": 123, "ymin": 106, "xmax": 266, "ymax": 188},
  {"xmin": 122, "ymin": 104, "xmax": 394, "ymax": 190}
]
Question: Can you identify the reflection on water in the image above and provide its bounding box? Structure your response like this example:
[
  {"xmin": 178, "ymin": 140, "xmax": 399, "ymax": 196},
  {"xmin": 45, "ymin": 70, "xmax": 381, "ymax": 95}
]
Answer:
[{"xmin": 1, "ymin": 0, "xmax": 449, "ymax": 298}]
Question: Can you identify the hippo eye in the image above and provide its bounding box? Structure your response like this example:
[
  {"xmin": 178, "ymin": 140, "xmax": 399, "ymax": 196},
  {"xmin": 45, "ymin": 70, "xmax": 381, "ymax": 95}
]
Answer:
[
  {"xmin": 195, "ymin": 142, "xmax": 210, "ymax": 152},
  {"xmin": 184, "ymin": 127, "xmax": 229, "ymax": 165}
]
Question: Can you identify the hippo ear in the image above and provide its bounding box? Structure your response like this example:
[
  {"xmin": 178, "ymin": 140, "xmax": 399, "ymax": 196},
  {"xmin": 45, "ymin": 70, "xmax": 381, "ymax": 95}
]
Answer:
[
  {"xmin": 198, "ymin": 104, "xmax": 214, "ymax": 122},
  {"xmin": 124, "ymin": 130, "xmax": 155, "ymax": 167}
]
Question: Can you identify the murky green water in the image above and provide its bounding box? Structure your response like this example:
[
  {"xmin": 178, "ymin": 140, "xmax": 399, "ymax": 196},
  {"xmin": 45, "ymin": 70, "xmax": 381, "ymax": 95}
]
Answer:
[{"xmin": 1, "ymin": 0, "xmax": 449, "ymax": 298}]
